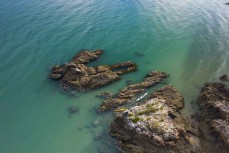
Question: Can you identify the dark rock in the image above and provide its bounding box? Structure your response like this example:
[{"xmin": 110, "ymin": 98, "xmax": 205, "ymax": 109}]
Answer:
[
  {"xmin": 126, "ymin": 80, "xmax": 135, "ymax": 84},
  {"xmin": 134, "ymin": 52, "xmax": 144, "ymax": 57},
  {"xmin": 110, "ymin": 61, "xmax": 137, "ymax": 75},
  {"xmin": 219, "ymin": 74, "xmax": 228, "ymax": 81},
  {"xmin": 99, "ymin": 70, "xmax": 169, "ymax": 112},
  {"xmin": 49, "ymin": 73, "xmax": 62, "ymax": 80},
  {"xmin": 110, "ymin": 85, "xmax": 201, "ymax": 153},
  {"xmin": 151, "ymin": 85, "xmax": 184, "ymax": 110},
  {"xmin": 198, "ymin": 83, "xmax": 229, "ymax": 150},
  {"xmin": 226, "ymin": 2, "xmax": 229, "ymax": 5},
  {"xmin": 72, "ymin": 50, "xmax": 103, "ymax": 64},
  {"xmin": 67, "ymin": 105, "xmax": 80, "ymax": 115},
  {"xmin": 110, "ymin": 84, "xmax": 229, "ymax": 153},
  {"xmin": 49, "ymin": 50, "xmax": 137, "ymax": 91}
]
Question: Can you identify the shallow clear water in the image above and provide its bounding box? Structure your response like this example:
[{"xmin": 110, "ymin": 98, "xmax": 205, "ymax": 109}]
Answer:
[{"xmin": 0, "ymin": 0, "xmax": 229, "ymax": 152}]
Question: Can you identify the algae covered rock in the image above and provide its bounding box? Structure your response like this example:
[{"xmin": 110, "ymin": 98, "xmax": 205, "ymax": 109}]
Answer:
[
  {"xmin": 49, "ymin": 50, "xmax": 137, "ymax": 91},
  {"xmin": 110, "ymin": 85, "xmax": 200, "ymax": 153}
]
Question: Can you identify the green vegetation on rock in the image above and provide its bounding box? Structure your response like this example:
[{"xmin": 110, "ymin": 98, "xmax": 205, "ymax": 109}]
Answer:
[{"xmin": 131, "ymin": 116, "xmax": 140, "ymax": 123}]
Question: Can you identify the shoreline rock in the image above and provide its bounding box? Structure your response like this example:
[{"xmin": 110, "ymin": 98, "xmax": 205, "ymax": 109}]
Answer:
[
  {"xmin": 99, "ymin": 71, "xmax": 169, "ymax": 112},
  {"xmin": 109, "ymin": 83, "xmax": 229, "ymax": 153},
  {"xmin": 110, "ymin": 85, "xmax": 200, "ymax": 153},
  {"xmin": 49, "ymin": 50, "xmax": 137, "ymax": 91},
  {"xmin": 198, "ymin": 82, "xmax": 229, "ymax": 151}
]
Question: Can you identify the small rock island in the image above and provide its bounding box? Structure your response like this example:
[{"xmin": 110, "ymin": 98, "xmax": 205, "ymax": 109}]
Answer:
[{"xmin": 49, "ymin": 50, "xmax": 137, "ymax": 91}]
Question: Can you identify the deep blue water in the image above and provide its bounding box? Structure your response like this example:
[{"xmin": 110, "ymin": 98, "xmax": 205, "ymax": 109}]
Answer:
[{"xmin": 0, "ymin": 0, "xmax": 229, "ymax": 153}]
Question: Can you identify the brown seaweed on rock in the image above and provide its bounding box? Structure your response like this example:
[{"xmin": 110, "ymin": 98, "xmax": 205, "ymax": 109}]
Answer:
[{"xmin": 49, "ymin": 50, "xmax": 137, "ymax": 91}]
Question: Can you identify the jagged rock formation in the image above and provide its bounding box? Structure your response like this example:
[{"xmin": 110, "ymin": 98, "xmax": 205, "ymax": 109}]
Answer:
[
  {"xmin": 110, "ymin": 85, "xmax": 203, "ymax": 153},
  {"xmin": 99, "ymin": 71, "xmax": 169, "ymax": 112},
  {"xmin": 49, "ymin": 50, "xmax": 137, "ymax": 91},
  {"xmin": 198, "ymin": 82, "xmax": 229, "ymax": 151}
]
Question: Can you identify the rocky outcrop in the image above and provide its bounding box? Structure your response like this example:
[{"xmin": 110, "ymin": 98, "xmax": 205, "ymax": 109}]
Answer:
[
  {"xmin": 99, "ymin": 71, "xmax": 169, "ymax": 112},
  {"xmin": 198, "ymin": 82, "xmax": 229, "ymax": 151},
  {"xmin": 110, "ymin": 85, "xmax": 203, "ymax": 153},
  {"xmin": 49, "ymin": 50, "xmax": 137, "ymax": 91}
]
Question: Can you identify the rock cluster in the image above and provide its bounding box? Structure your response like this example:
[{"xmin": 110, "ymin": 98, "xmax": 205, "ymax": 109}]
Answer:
[
  {"xmin": 198, "ymin": 82, "xmax": 229, "ymax": 151},
  {"xmin": 99, "ymin": 71, "xmax": 169, "ymax": 112},
  {"xmin": 110, "ymin": 85, "xmax": 201, "ymax": 153},
  {"xmin": 109, "ymin": 82, "xmax": 229, "ymax": 153},
  {"xmin": 49, "ymin": 50, "xmax": 137, "ymax": 91},
  {"xmin": 48, "ymin": 50, "xmax": 229, "ymax": 153}
]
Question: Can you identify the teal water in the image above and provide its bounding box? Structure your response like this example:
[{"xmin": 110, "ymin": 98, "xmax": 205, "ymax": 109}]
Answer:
[{"xmin": 1, "ymin": 0, "xmax": 229, "ymax": 152}]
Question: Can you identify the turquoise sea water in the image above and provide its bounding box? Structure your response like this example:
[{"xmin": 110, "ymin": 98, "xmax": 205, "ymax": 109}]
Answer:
[{"xmin": 0, "ymin": 0, "xmax": 229, "ymax": 152}]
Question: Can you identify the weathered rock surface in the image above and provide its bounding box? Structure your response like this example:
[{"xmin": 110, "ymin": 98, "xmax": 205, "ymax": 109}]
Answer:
[
  {"xmin": 110, "ymin": 85, "xmax": 202, "ymax": 153},
  {"xmin": 49, "ymin": 50, "xmax": 137, "ymax": 91},
  {"xmin": 198, "ymin": 82, "xmax": 229, "ymax": 151},
  {"xmin": 99, "ymin": 71, "xmax": 169, "ymax": 112}
]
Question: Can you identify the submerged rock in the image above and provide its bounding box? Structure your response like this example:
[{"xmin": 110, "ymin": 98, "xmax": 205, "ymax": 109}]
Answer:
[
  {"xmin": 67, "ymin": 105, "xmax": 80, "ymax": 115},
  {"xmin": 49, "ymin": 50, "xmax": 137, "ymax": 91},
  {"xmin": 219, "ymin": 74, "xmax": 228, "ymax": 81},
  {"xmin": 93, "ymin": 132, "xmax": 102, "ymax": 140},
  {"xmin": 99, "ymin": 71, "xmax": 169, "ymax": 112},
  {"xmin": 126, "ymin": 80, "xmax": 135, "ymax": 85},
  {"xmin": 110, "ymin": 85, "xmax": 201, "ymax": 153},
  {"xmin": 92, "ymin": 119, "xmax": 101, "ymax": 127},
  {"xmin": 96, "ymin": 92, "xmax": 114, "ymax": 99},
  {"xmin": 198, "ymin": 83, "xmax": 229, "ymax": 151},
  {"xmin": 134, "ymin": 52, "xmax": 144, "ymax": 57}
]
